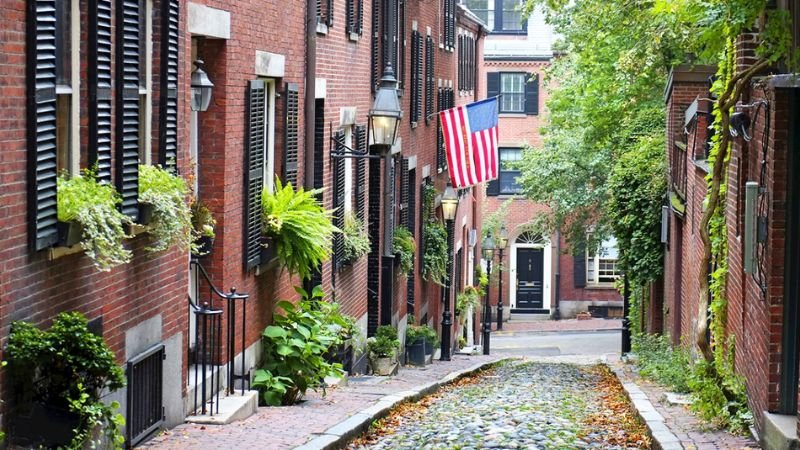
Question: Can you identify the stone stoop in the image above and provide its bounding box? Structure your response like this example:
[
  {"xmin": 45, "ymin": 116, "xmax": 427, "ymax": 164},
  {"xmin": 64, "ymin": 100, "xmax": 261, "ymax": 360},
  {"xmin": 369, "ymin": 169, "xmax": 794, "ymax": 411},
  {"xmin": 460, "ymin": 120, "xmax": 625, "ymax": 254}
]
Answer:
[
  {"xmin": 761, "ymin": 412, "xmax": 800, "ymax": 450},
  {"xmin": 185, "ymin": 390, "xmax": 259, "ymax": 425}
]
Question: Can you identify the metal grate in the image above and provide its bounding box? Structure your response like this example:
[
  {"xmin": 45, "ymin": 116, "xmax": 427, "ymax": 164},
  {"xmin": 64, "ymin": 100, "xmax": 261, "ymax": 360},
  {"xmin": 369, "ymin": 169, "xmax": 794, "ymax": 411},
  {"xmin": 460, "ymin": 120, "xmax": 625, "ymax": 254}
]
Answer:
[{"xmin": 126, "ymin": 344, "xmax": 165, "ymax": 447}]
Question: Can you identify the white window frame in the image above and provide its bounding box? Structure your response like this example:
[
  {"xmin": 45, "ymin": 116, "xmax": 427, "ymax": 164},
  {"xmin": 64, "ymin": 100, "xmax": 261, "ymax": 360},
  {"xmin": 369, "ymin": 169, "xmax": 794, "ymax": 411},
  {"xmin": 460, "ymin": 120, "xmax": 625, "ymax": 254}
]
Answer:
[
  {"xmin": 139, "ymin": 0, "xmax": 153, "ymax": 165},
  {"xmin": 499, "ymin": 72, "xmax": 525, "ymax": 113},
  {"xmin": 57, "ymin": 0, "xmax": 80, "ymax": 175},
  {"xmin": 343, "ymin": 125, "xmax": 353, "ymax": 213},
  {"xmin": 586, "ymin": 236, "xmax": 620, "ymax": 287},
  {"xmin": 262, "ymin": 79, "xmax": 277, "ymax": 193}
]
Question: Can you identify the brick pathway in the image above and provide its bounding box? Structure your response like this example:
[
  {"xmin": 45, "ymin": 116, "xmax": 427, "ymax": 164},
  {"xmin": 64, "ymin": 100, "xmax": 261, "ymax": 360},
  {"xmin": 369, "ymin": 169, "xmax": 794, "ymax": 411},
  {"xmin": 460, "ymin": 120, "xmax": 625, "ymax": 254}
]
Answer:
[
  {"xmin": 494, "ymin": 317, "xmax": 622, "ymax": 335},
  {"xmin": 613, "ymin": 359, "xmax": 760, "ymax": 450},
  {"xmin": 137, "ymin": 354, "xmax": 500, "ymax": 450}
]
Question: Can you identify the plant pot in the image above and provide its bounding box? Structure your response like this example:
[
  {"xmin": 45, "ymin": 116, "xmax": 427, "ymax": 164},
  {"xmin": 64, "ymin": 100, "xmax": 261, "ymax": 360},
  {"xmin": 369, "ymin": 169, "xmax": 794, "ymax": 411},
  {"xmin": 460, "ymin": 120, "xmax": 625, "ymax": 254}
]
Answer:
[
  {"xmin": 193, "ymin": 235, "xmax": 215, "ymax": 257},
  {"xmin": 57, "ymin": 221, "xmax": 83, "ymax": 247},
  {"xmin": 10, "ymin": 402, "xmax": 81, "ymax": 448},
  {"xmin": 138, "ymin": 202, "xmax": 155, "ymax": 225},
  {"xmin": 370, "ymin": 356, "xmax": 397, "ymax": 376},
  {"xmin": 259, "ymin": 236, "xmax": 277, "ymax": 265},
  {"xmin": 424, "ymin": 340, "xmax": 434, "ymax": 356},
  {"xmin": 405, "ymin": 340, "xmax": 427, "ymax": 366}
]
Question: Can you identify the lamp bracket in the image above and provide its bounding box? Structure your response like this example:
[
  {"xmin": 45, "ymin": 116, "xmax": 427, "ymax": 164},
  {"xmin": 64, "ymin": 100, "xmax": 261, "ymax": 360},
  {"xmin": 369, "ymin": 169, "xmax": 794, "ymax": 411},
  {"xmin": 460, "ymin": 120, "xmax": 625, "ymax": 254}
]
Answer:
[{"xmin": 328, "ymin": 123, "xmax": 382, "ymax": 159}]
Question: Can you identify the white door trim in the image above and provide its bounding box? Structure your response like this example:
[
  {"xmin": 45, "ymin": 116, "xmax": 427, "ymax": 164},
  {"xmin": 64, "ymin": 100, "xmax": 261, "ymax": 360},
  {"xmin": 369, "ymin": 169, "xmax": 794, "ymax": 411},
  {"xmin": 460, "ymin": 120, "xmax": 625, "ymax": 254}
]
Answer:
[{"xmin": 509, "ymin": 240, "xmax": 551, "ymax": 311}]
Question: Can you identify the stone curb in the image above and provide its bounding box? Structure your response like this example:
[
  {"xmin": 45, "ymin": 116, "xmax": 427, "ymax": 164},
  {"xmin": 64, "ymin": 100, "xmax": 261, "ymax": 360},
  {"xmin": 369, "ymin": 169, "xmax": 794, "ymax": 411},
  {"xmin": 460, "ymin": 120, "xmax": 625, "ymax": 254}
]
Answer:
[
  {"xmin": 612, "ymin": 367, "xmax": 683, "ymax": 450},
  {"xmin": 494, "ymin": 328, "xmax": 622, "ymax": 337},
  {"xmin": 293, "ymin": 358, "xmax": 507, "ymax": 450}
]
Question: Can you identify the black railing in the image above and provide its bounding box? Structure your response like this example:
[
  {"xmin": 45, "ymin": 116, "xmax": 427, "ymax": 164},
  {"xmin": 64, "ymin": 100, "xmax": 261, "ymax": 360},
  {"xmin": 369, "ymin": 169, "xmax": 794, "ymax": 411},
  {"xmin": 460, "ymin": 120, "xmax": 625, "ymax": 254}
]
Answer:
[
  {"xmin": 188, "ymin": 259, "xmax": 250, "ymax": 416},
  {"xmin": 126, "ymin": 343, "xmax": 165, "ymax": 447}
]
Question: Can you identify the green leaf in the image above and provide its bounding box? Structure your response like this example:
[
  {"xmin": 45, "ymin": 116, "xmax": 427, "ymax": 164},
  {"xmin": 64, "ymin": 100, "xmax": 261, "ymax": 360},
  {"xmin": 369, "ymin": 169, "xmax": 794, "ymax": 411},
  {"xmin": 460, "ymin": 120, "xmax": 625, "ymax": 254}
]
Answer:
[
  {"xmin": 263, "ymin": 326, "xmax": 288, "ymax": 339},
  {"xmin": 276, "ymin": 345, "xmax": 293, "ymax": 356}
]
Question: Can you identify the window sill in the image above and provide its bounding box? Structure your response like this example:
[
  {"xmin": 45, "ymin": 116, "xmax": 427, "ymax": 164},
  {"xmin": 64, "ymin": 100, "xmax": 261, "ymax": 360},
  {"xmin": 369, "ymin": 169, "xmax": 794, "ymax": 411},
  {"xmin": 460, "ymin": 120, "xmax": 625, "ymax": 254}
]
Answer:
[
  {"xmin": 499, "ymin": 113, "xmax": 527, "ymax": 118},
  {"xmin": 316, "ymin": 23, "xmax": 328, "ymax": 35},
  {"xmin": 348, "ymin": 32, "xmax": 360, "ymax": 42},
  {"xmin": 48, "ymin": 223, "xmax": 151, "ymax": 262},
  {"xmin": 584, "ymin": 284, "xmax": 618, "ymax": 290}
]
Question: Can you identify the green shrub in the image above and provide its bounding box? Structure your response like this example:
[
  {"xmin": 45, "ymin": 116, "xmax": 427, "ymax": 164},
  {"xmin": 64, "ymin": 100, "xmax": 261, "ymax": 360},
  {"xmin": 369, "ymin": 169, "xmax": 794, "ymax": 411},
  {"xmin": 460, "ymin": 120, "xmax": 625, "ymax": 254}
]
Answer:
[
  {"xmin": 138, "ymin": 164, "xmax": 193, "ymax": 252},
  {"xmin": 392, "ymin": 226, "xmax": 416, "ymax": 277},
  {"xmin": 368, "ymin": 325, "xmax": 400, "ymax": 359},
  {"xmin": 6, "ymin": 312, "xmax": 126, "ymax": 448},
  {"xmin": 456, "ymin": 285, "xmax": 483, "ymax": 315},
  {"xmin": 406, "ymin": 324, "xmax": 438, "ymax": 348},
  {"xmin": 687, "ymin": 352, "xmax": 753, "ymax": 434},
  {"xmin": 422, "ymin": 221, "xmax": 449, "ymax": 285},
  {"xmin": 190, "ymin": 201, "xmax": 216, "ymax": 238},
  {"xmin": 254, "ymin": 286, "xmax": 344, "ymax": 406},
  {"xmin": 341, "ymin": 213, "xmax": 371, "ymax": 263},
  {"xmin": 57, "ymin": 172, "xmax": 132, "ymax": 271},
  {"xmin": 632, "ymin": 333, "xmax": 691, "ymax": 393},
  {"xmin": 262, "ymin": 178, "xmax": 338, "ymax": 280}
]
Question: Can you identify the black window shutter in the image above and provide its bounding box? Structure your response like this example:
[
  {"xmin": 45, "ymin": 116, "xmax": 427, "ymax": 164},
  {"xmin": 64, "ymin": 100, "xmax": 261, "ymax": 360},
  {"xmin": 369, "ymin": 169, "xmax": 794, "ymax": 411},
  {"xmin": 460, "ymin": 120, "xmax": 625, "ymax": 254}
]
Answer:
[
  {"xmin": 115, "ymin": 0, "xmax": 141, "ymax": 219},
  {"xmin": 370, "ymin": 0, "xmax": 381, "ymax": 91},
  {"xmin": 357, "ymin": 0, "xmax": 364, "ymax": 34},
  {"xmin": 283, "ymin": 83, "xmax": 300, "ymax": 187},
  {"xmin": 159, "ymin": 0, "xmax": 180, "ymax": 172},
  {"xmin": 436, "ymin": 87, "xmax": 444, "ymax": 171},
  {"xmin": 333, "ymin": 131, "xmax": 346, "ymax": 269},
  {"xmin": 88, "ymin": 0, "xmax": 113, "ymax": 184},
  {"xmin": 245, "ymin": 80, "xmax": 266, "ymax": 270},
  {"xmin": 399, "ymin": 157, "xmax": 409, "ymax": 227},
  {"xmin": 410, "ymin": 30, "xmax": 421, "ymax": 124},
  {"xmin": 525, "ymin": 72, "xmax": 539, "ymax": 115},
  {"xmin": 573, "ymin": 246, "xmax": 587, "ymax": 288},
  {"xmin": 425, "ymin": 36, "xmax": 434, "ymax": 125},
  {"xmin": 346, "ymin": 0, "xmax": 355, "ymax": 34},
  {"xmin": 27, "ymin": 0, "xmax": 59, "ymax": 250},
  {"xmin": 355, "ymin": 125, "xmax": 367, "ymax": 222},
  {"xmin": 487, "ymin": 72, "xmax": 500, "ymax": 99},
  {"xmin": 326, "ymin": 0, "xmax": 334, "ymax": 27}
]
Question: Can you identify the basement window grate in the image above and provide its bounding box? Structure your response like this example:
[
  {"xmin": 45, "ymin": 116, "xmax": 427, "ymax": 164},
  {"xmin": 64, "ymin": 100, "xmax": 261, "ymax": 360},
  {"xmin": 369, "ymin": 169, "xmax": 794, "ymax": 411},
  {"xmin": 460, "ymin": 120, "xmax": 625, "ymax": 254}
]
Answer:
[{"xmin": 126, "ymin": 343, "xmax": 165, "ymax": 447}]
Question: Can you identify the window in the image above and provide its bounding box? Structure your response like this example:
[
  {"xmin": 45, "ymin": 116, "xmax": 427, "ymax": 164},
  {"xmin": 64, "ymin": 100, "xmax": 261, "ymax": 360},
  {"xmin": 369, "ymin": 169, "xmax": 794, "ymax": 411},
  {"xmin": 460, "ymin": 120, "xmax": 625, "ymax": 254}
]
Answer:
[
  {"xmin": 586, "ymin": 237, "xmax": 620, "ymax": 286},
  {"xmin": 410, "ymin": 29, "xmax": 422, "ymax": 124},
  {"xmin": 139, "ymin": 0, "xmax": 153, "ymax": 164},
  {"xmin": 458, "ymin": 32, "xmax": 475, "ymax": 92},
  {"xmin": 442, "ymin": 0, "xmax": 455, "ymax": 49},
  {"xmin": 464, "ymin": 0, "xmax": 526, "ymax": 33},
  {"xmin": 262, "ymin": 80, "xmax": 277, "ymax": 193},
  {"xmin": 500, "ymin": 73, "xmax": 525, "ymax": 113},
  {"xmin": 498, "ymin": 148, "xmax": 523, "ymax": 194},
  {"xmin": 343, "ymin": 126, "xmax": 353, "ymax": 213},
  {"xmin": 56, "ymin": 0, "xmax": 78, "ymax": 174}
]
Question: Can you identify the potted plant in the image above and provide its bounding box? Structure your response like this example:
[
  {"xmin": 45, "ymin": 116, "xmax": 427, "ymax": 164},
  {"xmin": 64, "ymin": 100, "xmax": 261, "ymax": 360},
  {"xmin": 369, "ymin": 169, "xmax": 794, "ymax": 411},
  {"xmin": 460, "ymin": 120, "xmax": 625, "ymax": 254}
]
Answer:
[
  {"xmin": 6, "ymin": 312, "xmax": 126, "ymax": 449},
  {"xmin": 367, "ymin": 325, "xmax": 400, "ymax": 376},
  {"xmin": 138, "ymin": 164, "xmax": 193, "ymax": 252},
  {"xmin": 405, "ymin": 325, "xmax": 428, "ymax": 366},
  {"xmin": 421, "ymin": 325, "xmax": 440, "ymax": 357},
  {"xmin": 262, "ymin": 178, "xmax": 339, "ymax": 280},
  {"xmin": 326, "ymin": 313, "xmax": 359, "ymax": 374},
  {"xmin": 422, "ymin": 220, "xmax": 449, "ymax": 285},
  {"xmin": 191, "ymin": 200, "xmax": 216, "ymax": 256},
  {"xmin": 57, "ymin": 171, "xmax": 133, "ymax": 271},
  {"xmin": 456, "ymin": 285, "xmax": 483, "ymax": 316},
  {"xmin": 392, "ymin": 226, "xmax": 416, "ymax": 277},
  {"xmin": 341, "ymin": 213, "xmax": 371, "ymax": 266}
]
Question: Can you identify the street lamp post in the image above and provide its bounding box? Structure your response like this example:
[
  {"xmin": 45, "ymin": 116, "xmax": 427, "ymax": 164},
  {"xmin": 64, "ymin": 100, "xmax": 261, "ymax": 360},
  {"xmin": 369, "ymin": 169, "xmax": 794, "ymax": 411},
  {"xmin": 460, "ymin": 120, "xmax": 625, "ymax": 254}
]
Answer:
[
  {"xmin": 496, "ymin": 225, "xmax": 508, "ymax": 330},
  {"xmin": 482, "ymin": 234, "xmax": 496, "ymax": 355},
  {"xmin": 440, "ymin": 183, "xmax": 458, "ymax": 361}
]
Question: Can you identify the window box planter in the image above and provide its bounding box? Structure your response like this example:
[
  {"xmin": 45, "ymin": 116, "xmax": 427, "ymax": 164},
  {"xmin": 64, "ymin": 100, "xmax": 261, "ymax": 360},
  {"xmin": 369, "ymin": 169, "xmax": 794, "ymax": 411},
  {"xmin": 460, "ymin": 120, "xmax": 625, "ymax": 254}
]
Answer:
[
  {"xmin": 137, "ymin": 202, "xmax": 155, "ymax": 225},
  {"xmin": 57, "ymin": 221, "xmax": 83, "ymax": 247},
  {"xmin": 405, "ymin": 340, "xmax": 427, "ymax": 366},
  {"xmin": 260, "ymin": 236, "xmax": 277, "ymax": 266},
  {"xmin": 10, "ymin": 402, "xmax": 80, "ymax": 448},
  {"xmin": 370, "ymin": 356, "xmax": 398, "ymax": 376},
  {"xmin": 193, "ymin": 235, "xmax": 215, "ymax": 257}
]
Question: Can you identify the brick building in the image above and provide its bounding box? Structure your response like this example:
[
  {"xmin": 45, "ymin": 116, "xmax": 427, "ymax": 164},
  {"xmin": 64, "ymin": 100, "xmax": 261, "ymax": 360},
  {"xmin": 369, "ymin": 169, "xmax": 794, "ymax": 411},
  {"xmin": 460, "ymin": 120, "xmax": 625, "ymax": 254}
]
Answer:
[
  {"xmin": 469, "ymin": 2, "xmax": 622, "ymax": 321},
  {"xmin": 661, "ymin": 5, "xmax": 800, "ymax": 445},
  {"xmin": 0, "ymin": 0, "xmax": 486, "ymax": 444}
]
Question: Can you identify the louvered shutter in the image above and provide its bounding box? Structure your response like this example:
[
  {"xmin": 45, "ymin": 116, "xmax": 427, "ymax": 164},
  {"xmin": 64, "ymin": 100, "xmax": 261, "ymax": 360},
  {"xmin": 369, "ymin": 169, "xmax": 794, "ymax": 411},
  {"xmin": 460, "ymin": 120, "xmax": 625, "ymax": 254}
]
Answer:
[
  {"xmin": 283, "ymin": 83, "xmax": 300, "ymax": 187},
  {"xmin": 115, "ymin": 0, "xmax": 141, "ymax": 219},
  {"xmin": 357, "ymin": 0, "xmax": 364, "ymax": 35},
  {"xmin": 355, "ymin": 125, "xmax": 367, "ymax": 222},
  {"xmin": 245, "ymin": 80, "xmax": 266, "ymax": 269},
  {"xmin": 346, "ymin": 0, "xmax": 354, "ymax": 34},
  {"xmin": 458, "ymin": 35, "xmax": 463, "ymax": 90},
  {"xmin": 399, "ymin": 157, "xmax": 409, "ymax": 227},
  {"xmin": 573, "ymin": 246, "xmax": 587, "ymax": 288},
  {"xmin": 371, "ymin": 0, "xmax": 381, "ymax": 91},
  {"xmin": 88, "ymin": 0, "xmax": 113, "ymax": 183},
  {"xmin": 410, "ymin": 30, "xmax": 422, "ymax": 124},
  {"xmin": 27, "ymin": 0, "xmax": 59, "ymax": 250},
  {"xmin": 405, "ymin": 169, "xmax": 416, "ymax": 313},
  {"xmin": 525, "ymin": 73, "xmax": 539, "ymax": 115},
  {"xmin": 436, "ymin": 87, "xmax": 444, "ymax": 172},
  {"xmin": 326, "ymin": 0, "xmax": 334, "ymax": 27},
  {"xmin": 425, "ymin": 36, "xmax": 434, "ymax": 125},
  {"xmin": 332, "ymin": 131, "xmax": 346, "ymax": 269},
  {"xmin": 487, "ymin": 72, "xmax": 500, "ymax": 100},
  {"xmin": 159, "ymin": 0, "xmax": 179, "ymax": 171},
  {"xmin": 346, "ymin": 0, "xmax": 363, "ymax": 35}
]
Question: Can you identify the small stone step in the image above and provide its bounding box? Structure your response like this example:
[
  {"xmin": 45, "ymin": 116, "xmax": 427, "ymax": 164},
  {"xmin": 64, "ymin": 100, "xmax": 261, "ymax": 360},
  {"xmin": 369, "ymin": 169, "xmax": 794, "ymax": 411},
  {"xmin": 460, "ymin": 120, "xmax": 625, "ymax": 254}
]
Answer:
[
  {"xmin": 185, "ymin": 390, "xmax": 258, "ymax": 425},
  {"xmin": 662, "ymin": 392, "xmax": 692, "ymax": 406}
]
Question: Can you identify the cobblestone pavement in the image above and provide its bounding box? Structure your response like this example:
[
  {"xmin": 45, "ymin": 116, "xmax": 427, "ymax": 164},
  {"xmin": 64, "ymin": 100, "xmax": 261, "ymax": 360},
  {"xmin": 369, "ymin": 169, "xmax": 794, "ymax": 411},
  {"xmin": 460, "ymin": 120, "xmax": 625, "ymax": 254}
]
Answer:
[
  {"xmin": 612, "ymin": 358, "xmax": 760, "ymax": 450},
  {"xmin": 347, "ymin": 360, "xmax": 646, "ymax": 450},
  {"xmin": 137, "ymin": 354, "xmax": 499, "ymax": 450},
  {"xmin": 494, "ymin": 318, "xmax": 622, "ymax": 335}
]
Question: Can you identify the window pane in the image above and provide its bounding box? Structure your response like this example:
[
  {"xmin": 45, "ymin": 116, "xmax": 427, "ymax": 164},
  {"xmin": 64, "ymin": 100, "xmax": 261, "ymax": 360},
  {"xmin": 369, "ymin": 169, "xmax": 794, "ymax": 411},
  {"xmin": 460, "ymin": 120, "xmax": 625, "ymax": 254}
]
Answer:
[
  {"xmin": 586, "ymin": 258, "xmax": 596, "ymax": 283},
  {"xmin": 466, "ymin": 0, "xmax": 494, "ymax": 30},
  {"xmin": 56, "ymin": 0, "xmax": 71, "ymax": 85},
  {"xmin": 499, "ymin": 170, "xmax": 521, "ymax": 194},
  {"xmin": 501, "ymin": 0, "xmax": 524, "ymax": 31},
  {"xmin": 139, "ymin": 0, "xmax": 148, "ymax": 86},
  {"xmin": 500, "ymin": 74, "xmax": 525, "ymax": 113},
  {"xmin": 56, "ymin": 94, "xmax": 71, "ymax": 172}
]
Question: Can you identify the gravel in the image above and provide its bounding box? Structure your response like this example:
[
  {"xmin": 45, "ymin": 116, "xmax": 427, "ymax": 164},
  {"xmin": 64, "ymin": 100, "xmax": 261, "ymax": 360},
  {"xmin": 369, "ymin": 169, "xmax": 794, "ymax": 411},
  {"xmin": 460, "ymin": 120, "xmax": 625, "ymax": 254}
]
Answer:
[{"xmin": 347, "ymin": 361, "xmax": 644, "ymax": 450}]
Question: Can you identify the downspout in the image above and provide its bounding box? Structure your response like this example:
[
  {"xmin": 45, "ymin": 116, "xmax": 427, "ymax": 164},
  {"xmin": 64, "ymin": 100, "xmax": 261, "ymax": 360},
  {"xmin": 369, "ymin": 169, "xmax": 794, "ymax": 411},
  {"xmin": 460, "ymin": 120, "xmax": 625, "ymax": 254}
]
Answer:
[
  {"xmin": 304, "ymin": 0, "xmax": 316, "ymax": 190},
  {"xmin": 553, "ymin": 229, "xmax": 561, "ymax": 320}
]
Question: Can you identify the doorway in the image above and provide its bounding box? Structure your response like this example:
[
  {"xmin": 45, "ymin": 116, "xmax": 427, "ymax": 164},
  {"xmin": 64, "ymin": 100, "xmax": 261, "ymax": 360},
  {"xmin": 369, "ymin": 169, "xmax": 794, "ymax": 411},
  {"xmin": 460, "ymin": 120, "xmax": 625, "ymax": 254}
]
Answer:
[{"xmin": 516, "ymin": 248, "xmax": 544, "ymax": 309}]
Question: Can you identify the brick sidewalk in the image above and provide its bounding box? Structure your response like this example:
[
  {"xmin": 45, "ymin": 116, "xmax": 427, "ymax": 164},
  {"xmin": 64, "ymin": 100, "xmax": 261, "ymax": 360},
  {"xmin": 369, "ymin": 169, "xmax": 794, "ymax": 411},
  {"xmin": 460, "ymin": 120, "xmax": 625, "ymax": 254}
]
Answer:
[
  {"xmin": 613, "ymin": 359, "xmax": 759, "ymax": 450},
  {"xmin": 137, "ymin": 354, "xmax": 500, "ymax": 450},
  {"xmin": 494, "ymin": 317, "xmax": 622, "ymax": 335}
]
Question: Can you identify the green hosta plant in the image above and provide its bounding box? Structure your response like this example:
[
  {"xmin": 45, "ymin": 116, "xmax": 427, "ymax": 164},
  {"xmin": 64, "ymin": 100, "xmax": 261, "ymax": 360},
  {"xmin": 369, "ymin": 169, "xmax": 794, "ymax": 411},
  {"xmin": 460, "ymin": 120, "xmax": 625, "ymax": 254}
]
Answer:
[
  {"xmin": 138, "ymin": 164, "xmax": 193, "ymax": 252},
  {"xmin": 341, "ymin": 213, "xmax": 370, "ymax": 263},
  {"xmin": 422, "ymin": 221, "xmax": 448, "ymax": 285},
  {"xmin": 392, "ymin": 226, "xmax": 416, "ymax": 277},
  {"xmin": 57, "ymin": 171, "xmax": 132, "ymax": 271},
  {"xmin": 367, "ymin": 325, "xmax": 400, "ymax": 359},
  {"xmin": 262, "ymin": 178, "xmax": 338, "ymax": 280},
  {"xmin": 256, "ymin": 286, "xmax": 345, "ymax": 406}
]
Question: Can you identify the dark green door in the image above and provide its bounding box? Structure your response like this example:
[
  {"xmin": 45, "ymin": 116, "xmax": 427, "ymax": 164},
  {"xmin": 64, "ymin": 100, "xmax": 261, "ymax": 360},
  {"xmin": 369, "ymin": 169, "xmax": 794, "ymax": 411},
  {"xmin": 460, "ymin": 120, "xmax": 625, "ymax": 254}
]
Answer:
[{"xmin": 516, "ymin": 248, "xmax": 544, "ymax": 309}]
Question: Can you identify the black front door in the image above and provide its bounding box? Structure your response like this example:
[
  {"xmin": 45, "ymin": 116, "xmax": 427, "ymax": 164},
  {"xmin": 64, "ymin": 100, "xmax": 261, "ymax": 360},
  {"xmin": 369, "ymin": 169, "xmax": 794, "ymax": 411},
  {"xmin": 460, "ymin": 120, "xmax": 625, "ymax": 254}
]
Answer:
[{"xmin": 516, "ymin": 248, "xmax": 544, "ymax": 309}]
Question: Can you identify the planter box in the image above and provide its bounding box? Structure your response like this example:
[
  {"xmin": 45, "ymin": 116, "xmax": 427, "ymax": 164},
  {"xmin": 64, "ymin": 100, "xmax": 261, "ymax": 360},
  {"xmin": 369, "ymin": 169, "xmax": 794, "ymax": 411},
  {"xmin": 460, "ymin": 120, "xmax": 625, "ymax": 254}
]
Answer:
[
  {"xmin": 57, "ymin": 221, "xmax": 83, "ymax": 247},
  {"xmin": 370, "ymin": 356, "xmax": 398, "ymax": 376},
  {"xmin": 259, "ymin": 236, "xmax": 277, "ymax": 265},
  {"xmin": 193, "ymin": 235, "xmax": 215, "ymax": 257},
  {"xmin": 405, "ymin": 340, "xmax": 427, "ymax": 366},
  {"xmin": 138, "ymin": 203, "xmax": 155, "ymax": 225},
  {"xmin": 10, "ymin": 402, "xmax": 80, "ymax": 448}
]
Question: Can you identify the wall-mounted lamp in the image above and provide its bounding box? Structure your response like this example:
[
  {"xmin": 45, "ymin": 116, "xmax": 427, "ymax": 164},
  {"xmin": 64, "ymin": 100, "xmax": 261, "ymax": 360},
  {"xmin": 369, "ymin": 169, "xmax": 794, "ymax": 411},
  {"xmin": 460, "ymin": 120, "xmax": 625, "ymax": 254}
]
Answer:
[
  {"xmin": 730, "ymin": 112, "xmax": 752, "ymax": 141},
  {"xmin": 190, "ymin": 60, "xmax": 214, "ymax": 112}
]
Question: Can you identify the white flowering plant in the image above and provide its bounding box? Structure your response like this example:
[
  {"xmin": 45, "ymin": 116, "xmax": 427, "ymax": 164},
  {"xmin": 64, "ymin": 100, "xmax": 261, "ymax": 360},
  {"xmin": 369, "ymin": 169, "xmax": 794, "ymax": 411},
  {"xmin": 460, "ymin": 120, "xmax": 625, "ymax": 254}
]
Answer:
[
  {"xmin": 138, "ymin": 164, "xmax": 193, "ymax": 253},
  {"xmin": 57, "ymin": 171, "xmax": 132, "ymax": 271}
]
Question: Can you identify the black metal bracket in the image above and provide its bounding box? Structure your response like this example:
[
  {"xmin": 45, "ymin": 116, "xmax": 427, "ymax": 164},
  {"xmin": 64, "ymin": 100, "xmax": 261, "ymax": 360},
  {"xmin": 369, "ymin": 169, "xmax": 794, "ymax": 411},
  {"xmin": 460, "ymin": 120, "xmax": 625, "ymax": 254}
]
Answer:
[{"xmin": 329, "ymin": 123, "xmax": 383, "ymax": 159}]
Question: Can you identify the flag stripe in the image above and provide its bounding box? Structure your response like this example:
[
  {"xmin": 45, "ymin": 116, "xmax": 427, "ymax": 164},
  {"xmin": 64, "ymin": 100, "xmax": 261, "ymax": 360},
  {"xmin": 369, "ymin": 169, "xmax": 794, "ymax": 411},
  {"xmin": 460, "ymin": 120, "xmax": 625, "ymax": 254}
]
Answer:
[{"xmin": 440, "ymin": 98, "xmax": 499, "ymax": 189}]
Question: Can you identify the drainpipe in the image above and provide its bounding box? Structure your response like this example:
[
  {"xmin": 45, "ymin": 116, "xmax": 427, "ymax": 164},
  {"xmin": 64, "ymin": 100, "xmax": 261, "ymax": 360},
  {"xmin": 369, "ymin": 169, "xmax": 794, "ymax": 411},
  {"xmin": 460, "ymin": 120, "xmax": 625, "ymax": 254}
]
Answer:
[
  {"xmin": 304, "ymin": 0, "xmax": 316, "ymax": 190},
  {"xmin": 553, "ymin": 229, "xmax": 561, "ymax": 320}
]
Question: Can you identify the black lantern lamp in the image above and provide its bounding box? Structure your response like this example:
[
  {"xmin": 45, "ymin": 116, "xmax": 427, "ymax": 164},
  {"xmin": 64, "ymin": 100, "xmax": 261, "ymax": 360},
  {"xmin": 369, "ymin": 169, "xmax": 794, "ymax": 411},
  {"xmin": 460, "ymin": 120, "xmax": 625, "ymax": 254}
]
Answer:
[
  {"xmin": 440, "ymin": 182, "xmax": 458, "ymax": 361},
  {"xmin": 369, "ymin": 65, "xmax": 403, "ymax": 154},
  {"xmin": 481, "ymin": 233, "xmax": 496, "ymax": 355},
  {"xmin": 190, "ymin": 60, "xmax": 214, "ymax": 112},
  {"xmin": 496, "ymin": 225, "xmax": 508, "ymax": 330}
]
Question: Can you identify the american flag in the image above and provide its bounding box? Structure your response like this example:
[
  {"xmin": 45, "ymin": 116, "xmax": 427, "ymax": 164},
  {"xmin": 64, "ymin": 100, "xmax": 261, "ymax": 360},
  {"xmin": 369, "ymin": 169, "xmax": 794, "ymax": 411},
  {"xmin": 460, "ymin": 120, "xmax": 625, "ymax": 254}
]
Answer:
[{"xmin": 439, "ymin": 97, "xmax": 499, "ymax": 189}]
